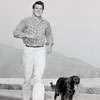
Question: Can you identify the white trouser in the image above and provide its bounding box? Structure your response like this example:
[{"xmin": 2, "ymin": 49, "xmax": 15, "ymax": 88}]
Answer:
[{"xmin": 22, "ymin": 45, "xmax": 46, "ymax": 100}]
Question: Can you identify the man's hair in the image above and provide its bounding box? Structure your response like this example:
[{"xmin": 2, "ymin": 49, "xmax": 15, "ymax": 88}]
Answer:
[{"xmin": 32, "ymin": 1, "xmax": 44, "ymax": 10}]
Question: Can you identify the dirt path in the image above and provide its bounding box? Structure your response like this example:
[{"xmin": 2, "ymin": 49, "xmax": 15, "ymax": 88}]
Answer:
[
  {"xmin": 0, "ymin": 90, "xmax": 100, "ymax": 100},
  {"xmin": 45, "ymin": 92, "xmax": 100, "ymax": 100}
]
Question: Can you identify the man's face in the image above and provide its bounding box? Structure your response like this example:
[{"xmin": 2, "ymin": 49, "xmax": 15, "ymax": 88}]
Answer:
[{"xmin": 33, "ymin": 4, "xmax": 43, "ymax": 17}]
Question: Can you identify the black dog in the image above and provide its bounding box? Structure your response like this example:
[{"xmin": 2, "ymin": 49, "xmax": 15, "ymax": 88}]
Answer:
[{"xmin": 50, "ymin": 75, "xmax": 80, "ymax": 100}]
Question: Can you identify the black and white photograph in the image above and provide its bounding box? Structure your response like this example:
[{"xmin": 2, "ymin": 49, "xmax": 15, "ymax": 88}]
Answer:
[{"xmin": 0, "ymin": 0, "xmax": 100, "ymax": 100}]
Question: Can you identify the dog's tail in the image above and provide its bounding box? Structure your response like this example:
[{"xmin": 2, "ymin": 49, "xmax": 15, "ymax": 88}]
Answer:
[{"xmin": 50, "ymin": 82, "xmax": 56, "ymax": 91}]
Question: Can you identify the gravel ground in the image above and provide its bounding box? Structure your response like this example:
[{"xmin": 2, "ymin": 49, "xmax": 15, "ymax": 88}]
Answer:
[
  {"xmin": 0, "ymin": 91, "xmax": 100, "ymax": 100},
  {"xmin": 45, "ymin": 92, "xmax": 100, "ymax": 100}
]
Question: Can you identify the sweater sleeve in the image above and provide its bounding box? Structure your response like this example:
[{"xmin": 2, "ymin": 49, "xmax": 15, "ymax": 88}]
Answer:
[{"xmin": 13, "ymin": 18, "xmax": 26, "ymax": 39}]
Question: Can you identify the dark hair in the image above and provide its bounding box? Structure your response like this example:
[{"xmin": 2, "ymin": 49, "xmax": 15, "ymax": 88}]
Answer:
[{"xmin": 32, "ymin": 1, "xmax": 44, "ymax": 10}]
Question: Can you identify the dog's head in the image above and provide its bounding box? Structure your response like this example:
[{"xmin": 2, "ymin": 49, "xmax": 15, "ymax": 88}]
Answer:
[{"xmin": 70, "ymin": 75, "xmax": 80, "ymax": 87}]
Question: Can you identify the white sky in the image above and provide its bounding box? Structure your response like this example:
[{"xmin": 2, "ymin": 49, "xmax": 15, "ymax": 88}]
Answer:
[{"xmin": 0, "ymin": 0, "xmax": 100, "ymax": 68}]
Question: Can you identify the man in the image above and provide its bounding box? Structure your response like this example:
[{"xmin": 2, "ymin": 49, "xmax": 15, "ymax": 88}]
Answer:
[{"xmin": 13, "ymin": 1, "xmax": 53, "ymax": 100}]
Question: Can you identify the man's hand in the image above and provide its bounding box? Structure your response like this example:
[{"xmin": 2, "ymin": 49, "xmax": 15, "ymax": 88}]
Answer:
[{"xmin": 46, "ymin": 44, "xmax": 52, "ymax": 54}]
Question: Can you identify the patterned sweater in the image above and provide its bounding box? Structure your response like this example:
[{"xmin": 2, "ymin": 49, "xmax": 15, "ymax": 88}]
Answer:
[{"xmin": 13, "ymin": 15, "xmax": 53, "ymax": 46}]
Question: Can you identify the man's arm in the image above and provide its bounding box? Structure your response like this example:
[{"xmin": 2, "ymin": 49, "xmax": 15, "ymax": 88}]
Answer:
[
  {"xmin": 13, "ymin": 19, "xmax": 26, "ymax": 39},
  {"xmin": 45, "ymin": 21, "xmax": 54, "ymax": 53},
  {"xmin": 45, "ymin": 22, "xmax": 54, "ymax": 46}
]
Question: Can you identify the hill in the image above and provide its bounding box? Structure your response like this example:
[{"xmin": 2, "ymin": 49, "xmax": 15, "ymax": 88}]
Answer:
[{"xmin": 0, "ymin": 43, "xmax": 100, "ymax": 78}]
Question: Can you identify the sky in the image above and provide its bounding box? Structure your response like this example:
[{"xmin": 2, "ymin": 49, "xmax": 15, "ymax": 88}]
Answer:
[{"xmin": 0, "ymin": 0, "xmax": 100, "ymax": 68}]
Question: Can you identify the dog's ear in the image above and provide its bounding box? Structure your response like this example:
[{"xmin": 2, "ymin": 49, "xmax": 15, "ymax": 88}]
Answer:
[
  {"xmin": 68, "ymin": 77, "xmax": 72, "ymax": 83},
  {"xmin": 65, "ymin": 77, "xmax": 71, "ymax": 83}
]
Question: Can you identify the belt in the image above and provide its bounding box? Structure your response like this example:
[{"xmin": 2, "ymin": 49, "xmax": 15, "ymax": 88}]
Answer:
[{"xmin": 26, "ymin": 45, "xmax": 44, "ymax": 48}]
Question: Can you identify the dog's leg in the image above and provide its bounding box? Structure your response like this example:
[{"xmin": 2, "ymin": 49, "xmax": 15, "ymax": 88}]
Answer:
[
  {"xmin": 69, "ymin": 96, "xmax": 73, "ymax": 100},
  {"xmin": 69, "ymin": 90, "xmax": 75, "ymax": 100},
  {"xmin": 54, "ymin": 91, "xmax": 59, "ymax": 100},
  {"xmin": 69, "ymin": 96, "xmax": 72, "ymax": 100},
  {"xmin": 61, "ymin": 94, "xmax": 64, "ymax": 100}
]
